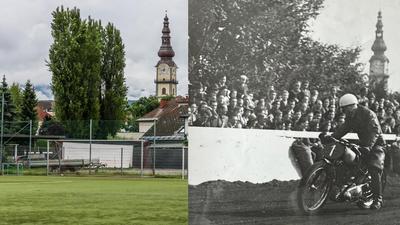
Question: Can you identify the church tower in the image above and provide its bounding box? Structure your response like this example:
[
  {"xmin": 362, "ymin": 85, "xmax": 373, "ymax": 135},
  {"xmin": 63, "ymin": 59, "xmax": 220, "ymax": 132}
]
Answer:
[
  {"xmin": 369, "ymin": 11, "xmax": 389, "ymax": 96},
  {"xmin": 155, "ymin": 13, "xmax": 178, "ymax": 97}
]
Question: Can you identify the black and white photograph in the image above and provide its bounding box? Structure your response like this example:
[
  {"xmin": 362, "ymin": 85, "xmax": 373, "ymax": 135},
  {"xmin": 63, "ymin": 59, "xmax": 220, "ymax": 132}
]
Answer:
[{"xmin": 188, "ymin": 0, "xmax": 400, "ymax": 224}]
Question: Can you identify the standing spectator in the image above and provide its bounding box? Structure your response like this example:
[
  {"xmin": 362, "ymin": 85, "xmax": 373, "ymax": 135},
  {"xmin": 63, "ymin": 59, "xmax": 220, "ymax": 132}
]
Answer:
[
  {"xmin": 322, "ymin": 97, "xmax": 330, "ymax": 114},
  {"xmin": 228, "ymin": 115, "xmax": 242, "ymax": 128},
  {"xmin": 301, "ymin": 80, "xmax": 311, "ymax": 100},
  {"xmin": 297, "ymin": 102, "xmax": 309, "ymax": 115},
  {"xmin": 280, "ymin": 90, "xmax": 289, "ymax": 111},
  {"xmin": 217, "ymin": 75, "xmax": 227, "ymax": 89},
  {"xmin": 309, "ymin": 90, "xmax": 319, "ymax": 108},
  {"xmin": 209, "ymin": 101, "xmax": 222, "ymax": 127},
  {"xmin": 292, "ymin": 110, "xmax": 302, "ymax": 126},
  {"xmin": 371, "ymin": 101, "xmax": 380, "ymax": 112},
  {"xmin": 330, "ymin": 86, "xmax": 339, "ymax": 103},
  {"xmin": 254, "ymin": 114, "xmax": 267, "ymax": 129},
  {"xmin": 394, "ymin": 109, "xmax": 400, "ymax": 131},
  {"xmin": 273, "ymin": 110, "xmax": 284, "ymax": 130},
  {"xmin": 312, "ymin": 100, "xmax": 324, "ymax": 114},
  {"xmin": 237, "ymin": 98, "xmax": 244, "ymax": 108},
  {"xmin": 266, "ymin": 90, "xmax": 277, "ymax": 111},
  {"xmin": 358, "ymin": 86, "xmax": 369, "ymax": 106},
  {"xmin": 289, "ymin": 81, "xmax": 302, "ymax": 102},
  {"xmin": 255, "ymin": 98, "xmax": 266, "ymax": 115},
  {"xmin": 219, "ymin": 105, "xmax": 229, "ymax": 128},
  {"xmin": 228, "ymin": 98, "xmax": 238, "ymax": 116},
  {"xmin": 230, "ymin": 90, "xmax": 237, "ymax": 99},
  {"xmin": 237, "ymin": 75, "xmax": 249, "ymax": 97},
  {"xmin": 285, "ymin": 99, "xmax": 296, "ymax": 115},
  {"xmin": 369, "ymin": 93, "xmax": 376, "ymax": 108},
  {"xmin": 308, "ymin": 111, "xmax": 320, "ymax": 131},
  {"xmin": 188, "ymin": 104, "xmax": 198, "ymax": 126}
]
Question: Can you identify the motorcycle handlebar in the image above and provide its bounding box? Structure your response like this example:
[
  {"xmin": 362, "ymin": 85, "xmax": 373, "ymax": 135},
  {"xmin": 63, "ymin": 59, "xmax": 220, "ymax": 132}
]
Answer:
[{"xmin": 327, "ymin": 137, "xmax": 362, "ymax": 156}]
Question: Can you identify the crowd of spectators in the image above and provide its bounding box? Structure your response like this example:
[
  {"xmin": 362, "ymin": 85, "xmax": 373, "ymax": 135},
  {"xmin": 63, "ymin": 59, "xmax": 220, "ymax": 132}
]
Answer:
[{"xmin": 189, "ymin": 75, "xmax": 400, "ymax": 135}]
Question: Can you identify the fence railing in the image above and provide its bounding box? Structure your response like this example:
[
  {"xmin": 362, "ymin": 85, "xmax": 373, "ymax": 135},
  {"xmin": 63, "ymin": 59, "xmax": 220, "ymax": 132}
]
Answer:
[{"xmin": 0, "ymin": 119, "xmax": 188, "ymax": 178}]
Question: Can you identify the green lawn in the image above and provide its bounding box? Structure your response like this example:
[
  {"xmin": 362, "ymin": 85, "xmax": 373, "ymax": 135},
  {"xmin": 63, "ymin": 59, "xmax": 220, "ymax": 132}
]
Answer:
[{"xmin": 0, "ymin": 176, "xmax": 187, "ymax": 225}]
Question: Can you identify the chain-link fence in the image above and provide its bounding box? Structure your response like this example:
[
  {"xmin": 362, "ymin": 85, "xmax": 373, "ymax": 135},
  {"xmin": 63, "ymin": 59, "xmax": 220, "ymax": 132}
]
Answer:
[{"xmin": 0, "ymin": 119, "xmax": 188, "ymax": 178}]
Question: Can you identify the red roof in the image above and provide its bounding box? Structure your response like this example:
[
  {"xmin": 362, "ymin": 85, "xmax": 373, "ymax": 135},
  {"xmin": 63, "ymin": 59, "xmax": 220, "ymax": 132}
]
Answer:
[{"xmin": 140, "ymin": 96, "xmax": 188, "ymax": 136}]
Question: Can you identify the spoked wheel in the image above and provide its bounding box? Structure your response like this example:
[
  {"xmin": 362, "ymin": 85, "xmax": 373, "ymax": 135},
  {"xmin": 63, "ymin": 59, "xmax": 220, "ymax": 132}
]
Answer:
[{"xmin": 297, "ymin": 161, "xmax": 332, "ymax": 214}]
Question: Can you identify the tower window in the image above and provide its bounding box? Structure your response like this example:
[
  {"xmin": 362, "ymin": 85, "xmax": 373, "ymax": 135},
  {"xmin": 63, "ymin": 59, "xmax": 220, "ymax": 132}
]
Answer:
[{"xmin": 162, "ymin": 88, "xmax": 166, "ymax": 95}]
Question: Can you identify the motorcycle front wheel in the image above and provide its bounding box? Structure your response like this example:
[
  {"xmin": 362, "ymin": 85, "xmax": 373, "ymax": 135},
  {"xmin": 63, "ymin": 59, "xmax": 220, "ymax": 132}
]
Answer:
[{"xmin": 297, "ymin": 161, "xmax": 332, "ymax": 215}]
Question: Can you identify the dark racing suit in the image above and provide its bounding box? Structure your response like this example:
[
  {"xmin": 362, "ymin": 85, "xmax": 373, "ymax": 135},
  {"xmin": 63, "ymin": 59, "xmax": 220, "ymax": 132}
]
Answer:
[{"xmin": 332, "ymin": 105, "xmax": 385, "ymax": 201}]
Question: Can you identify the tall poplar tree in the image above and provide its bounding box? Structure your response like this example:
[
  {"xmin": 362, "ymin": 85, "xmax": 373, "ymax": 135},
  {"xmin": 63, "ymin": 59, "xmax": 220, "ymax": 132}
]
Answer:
[
  {"xmin": 97, "ymin": 23, "xmax": 128, "ymax": 138},
  {"xmin": 48, "ymin": 7, "xmax": 101, "ymax": 138},
  {"xmin": 48, "ymin": 6, "xmax": 127, "ymax": 138}
]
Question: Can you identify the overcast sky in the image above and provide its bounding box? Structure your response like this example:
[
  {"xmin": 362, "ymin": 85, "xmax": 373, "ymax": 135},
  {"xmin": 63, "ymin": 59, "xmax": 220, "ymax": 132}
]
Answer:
[
  {"xmin": 1, "ymin": 0, "xmax": 399, "ymax": 100},
  {"xmin": 0, "ymin": 0, "xmax": 188, "ymax": 100},
  {"xmin": 310, "ymin": 0, "xmax": 400, "ymax": 92}
]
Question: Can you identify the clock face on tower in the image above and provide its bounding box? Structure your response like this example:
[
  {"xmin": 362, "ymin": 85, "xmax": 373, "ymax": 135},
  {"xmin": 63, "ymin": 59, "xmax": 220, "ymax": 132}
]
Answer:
[
  {"xmin": 159, "ymin": 64, "xmax": 169, "ymax": 76},
  {"xmin": 370, "ymin": 61, "xmax": 384, "ymax": 74}
]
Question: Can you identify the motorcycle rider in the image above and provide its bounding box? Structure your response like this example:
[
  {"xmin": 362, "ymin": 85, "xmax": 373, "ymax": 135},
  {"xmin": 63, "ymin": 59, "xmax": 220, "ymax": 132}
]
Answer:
[{"xmin": 320, "ymin": 93, "xmax": 385, "ymax": 210}]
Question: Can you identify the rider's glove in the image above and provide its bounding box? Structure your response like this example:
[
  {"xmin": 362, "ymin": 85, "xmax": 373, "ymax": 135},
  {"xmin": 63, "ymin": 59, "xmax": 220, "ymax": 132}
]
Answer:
[
  {"xmin": 359, "ymin": 146, "xmax": 370, "ymax": 155},
  {"xmin": 319, "ymin": 132, "xmax": 334, "ymax": 144}
]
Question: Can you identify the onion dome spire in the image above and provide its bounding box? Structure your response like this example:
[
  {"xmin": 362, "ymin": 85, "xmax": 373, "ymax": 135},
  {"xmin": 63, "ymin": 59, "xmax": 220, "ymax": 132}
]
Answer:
[
  {"xmin": 157, "ymin": 12, "xmax": 175, "ymax": 59},
  {"xmin": 370, "ymin": 11, "xmax": 388, "ymax": 62}
]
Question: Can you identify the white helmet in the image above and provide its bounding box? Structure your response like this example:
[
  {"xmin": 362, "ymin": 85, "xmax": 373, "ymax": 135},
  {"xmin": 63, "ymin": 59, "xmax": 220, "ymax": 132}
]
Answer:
[{"xmin": 339, "ymin": 94, "xmax": 358, "ymax": 107}]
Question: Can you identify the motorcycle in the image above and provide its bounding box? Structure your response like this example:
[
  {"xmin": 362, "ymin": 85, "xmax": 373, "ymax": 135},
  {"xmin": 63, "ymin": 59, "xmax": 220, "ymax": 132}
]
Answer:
[{"xmin": 297, "ymin": 137, "xmax": 386, "ymax": 214}]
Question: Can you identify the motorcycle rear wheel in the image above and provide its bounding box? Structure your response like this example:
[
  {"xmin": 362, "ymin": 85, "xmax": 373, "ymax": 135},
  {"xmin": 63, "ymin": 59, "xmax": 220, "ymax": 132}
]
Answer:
[{"xmin": 297, "ymin": 161, "xmax": 332, "ymax": 214}]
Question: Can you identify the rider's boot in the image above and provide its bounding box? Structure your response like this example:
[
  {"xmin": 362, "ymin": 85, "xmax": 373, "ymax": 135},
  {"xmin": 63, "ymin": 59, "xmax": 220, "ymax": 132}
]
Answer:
[
  {"xmin": 369, "ymin": 167, "xmax": 383, "ymax": 210},
  {"xmin": 370, "ymin": 195, "xmax": 383, "ymax": 210}
]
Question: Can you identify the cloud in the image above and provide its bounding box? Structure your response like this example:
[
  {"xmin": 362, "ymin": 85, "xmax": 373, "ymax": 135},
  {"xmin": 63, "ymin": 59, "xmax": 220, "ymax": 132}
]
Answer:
[{"xmin": 0, "ymin": 0, "xmax": 188, "ymax": 100}]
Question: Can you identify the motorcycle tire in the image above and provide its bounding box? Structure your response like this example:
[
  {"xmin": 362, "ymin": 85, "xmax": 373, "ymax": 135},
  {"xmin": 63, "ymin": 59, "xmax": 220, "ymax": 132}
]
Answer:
[{"xmin": 297, "ymin": 161, "xmax": 332, "ymax": 215}]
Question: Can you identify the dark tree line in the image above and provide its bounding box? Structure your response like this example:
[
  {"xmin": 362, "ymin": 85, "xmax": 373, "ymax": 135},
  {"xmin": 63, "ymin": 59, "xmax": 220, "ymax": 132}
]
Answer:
[
  {"xmin": 1, "ymin": 77, "xmax": 38, "ymax": 135},
  {"xmin": 189, "ymin": 0, "xmax": 364, "ymax": 95}
]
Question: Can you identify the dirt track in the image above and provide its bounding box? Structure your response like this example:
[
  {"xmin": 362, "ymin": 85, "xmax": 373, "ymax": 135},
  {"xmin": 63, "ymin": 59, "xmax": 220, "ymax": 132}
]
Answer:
[{"xmin": 189, "ymin": 174, "xmax": 400, "ymax": 225}]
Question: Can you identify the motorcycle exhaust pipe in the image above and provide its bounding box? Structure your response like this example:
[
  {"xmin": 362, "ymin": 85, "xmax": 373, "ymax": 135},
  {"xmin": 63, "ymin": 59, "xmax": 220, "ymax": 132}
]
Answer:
[{"xmin": 343, "ymin": 183, "xmax": 368, "ymax": 201}]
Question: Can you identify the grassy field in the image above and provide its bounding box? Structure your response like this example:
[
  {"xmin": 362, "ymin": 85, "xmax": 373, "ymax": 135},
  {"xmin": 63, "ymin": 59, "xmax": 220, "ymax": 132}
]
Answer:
[{"xmin": 0, "ymin": 176, "xmax": 187, "ymax": 225}]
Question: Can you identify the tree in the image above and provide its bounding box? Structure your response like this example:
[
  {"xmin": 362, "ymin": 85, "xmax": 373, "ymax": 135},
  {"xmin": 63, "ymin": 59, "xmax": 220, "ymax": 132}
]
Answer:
[
  {"xmin": 48, "ymin": 7, "xmax": 102, "ymax": 138},
  {"xmin": 9, "ymin": 83, "xmax": 23, "ymax": 120},
  {"xmin": 97, "ymin": 23, "xmax": 128, "ymax": 138},
  {"xmin": 0, "ymin": 76, "xmax": 17, "ymax": 134},
  {"xmin": 38, "ymin": 115, "xmax": 65, "ymax": 136},
  {"xmin": 189, "ymin": 0, "xmax": 363, "ymax": 96},
  {"xmin": 20, "ymin": 80, "xmax": 38, "ymax": 134},
  {"xmin": 48, "ymin": 6, "xmax": 127, "ymax": 139},
  {"xmin": 124, "ymin": 96, "xmax": 159, "ymax": 132}
]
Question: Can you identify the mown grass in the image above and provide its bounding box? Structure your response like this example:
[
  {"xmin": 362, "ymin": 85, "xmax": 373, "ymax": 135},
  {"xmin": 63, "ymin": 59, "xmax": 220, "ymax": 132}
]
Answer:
[{"xmin": 0, "ymin": 176, "xmax": 187, "ymax": 225}]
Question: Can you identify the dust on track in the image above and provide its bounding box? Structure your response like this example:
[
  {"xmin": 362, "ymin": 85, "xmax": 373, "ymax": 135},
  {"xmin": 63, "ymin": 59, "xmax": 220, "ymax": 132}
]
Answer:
[{"xmin": 189, "ymin": 174, "xmax": 400, "ymax": 225}]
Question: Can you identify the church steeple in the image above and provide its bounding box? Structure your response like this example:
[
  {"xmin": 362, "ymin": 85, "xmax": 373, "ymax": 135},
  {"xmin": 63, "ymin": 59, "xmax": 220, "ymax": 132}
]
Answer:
[
  {"xmin": 369, "ymin": 11, "xmax": 389, "ymax": 98},
  {"xmin": 370, "ymin": 11, "xmax": 388, "ymax": 62},
  {"xmin": 157, "ymin": 12, "xmax": 176, "ymax": 64},
  {"xmin": 155, "ymin": 12, "xmax": 178, "ymax": 98}
]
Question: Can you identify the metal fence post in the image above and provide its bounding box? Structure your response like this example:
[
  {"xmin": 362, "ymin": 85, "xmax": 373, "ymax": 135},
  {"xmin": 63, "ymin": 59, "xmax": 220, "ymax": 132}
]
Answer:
[
  {"xmin": 46, "ymin": 140, "xmax": 49, "ymax": 176},
  {"xmin": 134, "ymin": 144, "xmax": 135, "ymax": 169},
  {"xmin": 120, "ymin": 147, "xmax": 123, "ymax": 175},
  {"xmin": 89, "ymin": 119, "xmax": 92, "ymax": 175},
  {"xmin": 153, "ymin": 120, "xmax": 156, "ymax": 176},
  {"xmin": 0, "ymin": 92, "xmax": 4, "ymax": 175},
  {"xmin": 140, "ymin": 141, "xmax": 144, "ymax": 177},
  {"xmin": 29, "ymin": 120, "xmax": 32, "ymax": 164},
  {"xmin": 182, "ymin": 146, "xmax": 185, "ymax": 180}
]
